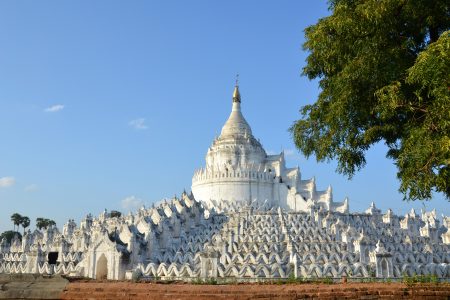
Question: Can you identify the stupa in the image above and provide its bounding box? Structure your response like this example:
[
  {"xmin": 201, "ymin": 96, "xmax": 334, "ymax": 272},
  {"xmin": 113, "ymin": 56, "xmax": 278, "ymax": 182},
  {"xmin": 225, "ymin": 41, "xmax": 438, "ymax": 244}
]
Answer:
[
  {"xmin": 0, "ymin": 84, "xmax": 449, "ymax": 281},
  {"xmin": 192, "ymin": 84, "xmax": 348, "ymax": 213}
]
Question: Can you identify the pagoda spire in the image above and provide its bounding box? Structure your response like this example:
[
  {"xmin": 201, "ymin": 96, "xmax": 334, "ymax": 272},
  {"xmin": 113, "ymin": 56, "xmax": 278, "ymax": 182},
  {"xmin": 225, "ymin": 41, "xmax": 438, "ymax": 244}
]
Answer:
[{"xmin": 233, "ymin": 74, "xmax": 241, "ymax": 103}]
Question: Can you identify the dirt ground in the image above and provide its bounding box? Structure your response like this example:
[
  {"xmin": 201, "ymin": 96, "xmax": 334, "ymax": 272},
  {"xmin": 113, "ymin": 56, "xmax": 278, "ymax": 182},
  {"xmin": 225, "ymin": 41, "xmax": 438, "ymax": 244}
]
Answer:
[{"xmin": 60, "ymin": 280, "xmax": 450, "ymax": 300}]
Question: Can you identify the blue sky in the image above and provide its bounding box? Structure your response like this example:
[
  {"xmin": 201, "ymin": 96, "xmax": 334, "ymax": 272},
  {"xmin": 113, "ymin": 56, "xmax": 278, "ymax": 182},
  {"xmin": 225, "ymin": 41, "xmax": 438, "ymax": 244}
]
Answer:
[{"xmin": 0, "ymin": 1, "xmax": 447, "ymax": 233}]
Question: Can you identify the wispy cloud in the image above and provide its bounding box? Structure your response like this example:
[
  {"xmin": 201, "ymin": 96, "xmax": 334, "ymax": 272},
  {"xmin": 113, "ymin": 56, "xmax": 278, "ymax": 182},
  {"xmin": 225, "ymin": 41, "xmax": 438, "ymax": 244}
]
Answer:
[
  {"xmin": 121, "ymin": 196, "xmax": 144, "ymax": 211},
  {"xmin": 44, "ymin": 104, "xmax": 64, "ymax": 113},
  {"xmin": 0, "ymin": 176, "xmax": 15, "ymax": 188},
  {"xmin": 129, "ymin": 118, "xmax": 148, "ymax": 130},
  {"xmin": 25, "ymin": 184, "xmax": 38, "ymax": 192}
]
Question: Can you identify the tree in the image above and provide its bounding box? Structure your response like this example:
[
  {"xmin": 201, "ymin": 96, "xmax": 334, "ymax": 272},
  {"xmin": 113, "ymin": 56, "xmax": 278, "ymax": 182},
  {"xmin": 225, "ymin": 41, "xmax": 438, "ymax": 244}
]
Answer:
[
  {"xmin": 36, "ymin": 218, "xmax": 44, "ymax": 230},
  {"xmin": 20, "ymin": 216, "xmax": 30, "ymax": 235},
  {"xmin": 0, "ymin": 230, "xmax": 22, "ymax": 244},
  {"xmin": 291, "ymin": 0, "xmax": 449, "ymax": 201},
  {"xmin": 110, "ymin": 210, "xmax": 122, "ymax": 218},
  {"xmin": 10, "ymin": 213, "xmax": 22, "ymax": 232},
  {"xmin": 36, "ymin": 218, "xmax": 56, "ymax": 230},
  {"xmin": 36, "ymin": 217, "xmax": 45, "ymax": 230}
]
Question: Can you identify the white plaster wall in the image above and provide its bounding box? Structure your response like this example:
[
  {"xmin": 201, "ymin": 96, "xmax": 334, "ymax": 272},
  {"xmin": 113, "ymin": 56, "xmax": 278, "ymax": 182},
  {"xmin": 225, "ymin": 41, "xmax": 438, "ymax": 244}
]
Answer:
[{"xmin": 192, "ymin": 180, "xmax": 275, "ymax": 208}]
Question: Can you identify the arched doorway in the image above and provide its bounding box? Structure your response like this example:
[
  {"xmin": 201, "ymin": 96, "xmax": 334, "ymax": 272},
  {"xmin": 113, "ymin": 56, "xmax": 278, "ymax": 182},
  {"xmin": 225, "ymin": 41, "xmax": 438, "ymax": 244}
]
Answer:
[
  {"xmin": 381, "ymin": 259, "xmax": 388, "ymax": 277},
  {"xmin": 364, "ymin": 248, "xmax": 370, "ymax": 263},
  {"xmin": 96, "ymin": 254, "xmax": 108, "ymax": 280},
  {"xmin": 205, "ymin": 258, "xmax": 212, "ymax": 277}
]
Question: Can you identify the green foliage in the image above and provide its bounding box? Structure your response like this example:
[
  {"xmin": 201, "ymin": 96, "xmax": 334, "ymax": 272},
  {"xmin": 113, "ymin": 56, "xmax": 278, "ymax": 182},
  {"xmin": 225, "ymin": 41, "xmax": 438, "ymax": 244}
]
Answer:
[
  {"xmin": 191, "ymin": 278, "xmax": 204, "ymax": 284},
  {"xmin": 36, "ymin": 218, "xmax": 45, "ymax": 230},
  {"xmin": 10, "ymin": 213, "xmax": 22, "ymax": 231},
  {"xmin": 367, "ymin": 265, "xmax": 376, "ymax": 278},
  {"xmin": 287, "ymin": 271, "xmax": 296, "ymax": 283},
  {"xmin": 402, "ymin": 273, "xmax": 439, "ymax": 286},
  {"xmin": 321, "ymin": 276, "xmax": 334, "ymax": 284},
  {"xmin": 10, "ymin": 214, "xmax": 31, "ymax": 234},
  {"xmin": 0, "ymin": 230, "xmax": 22, "ymax": 243},
  {"xmin": 20, "ymin": 216, "xmax": 30, "ymax": 234},
  {"xmin": 110, "ymin": 210, "xmax": 122, "ymax": 218},
  {"xmin": 36, "ymin": 218, "xmax": 57, "ymax": 230},
  {"xmin": 131, "ymin": 271, "xmax": 142, "ymax": 282},
  {"xmin": 291, "ymin": 0, "xmax": 450, "ymax": 201}
]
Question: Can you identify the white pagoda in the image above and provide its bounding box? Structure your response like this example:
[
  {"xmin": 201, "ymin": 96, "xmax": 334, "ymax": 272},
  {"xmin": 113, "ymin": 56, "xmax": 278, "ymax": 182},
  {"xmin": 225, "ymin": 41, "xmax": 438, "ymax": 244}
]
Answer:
[
  {"xmin": 0, "ymin": 84, "xmax": 449, "ymax": 281},
  {"xmin": 192, "ymin": 85, "xmax": 348, "ymax": 213}
]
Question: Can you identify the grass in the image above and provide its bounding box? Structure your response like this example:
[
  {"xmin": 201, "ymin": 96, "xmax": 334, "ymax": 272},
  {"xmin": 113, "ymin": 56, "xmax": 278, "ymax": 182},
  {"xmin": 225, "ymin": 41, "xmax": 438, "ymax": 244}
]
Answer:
[
  {"xmin": 135, "ymin": 274, "xmax": 446, "ymax": 286},
  {"xmin": 402, "ymin": 273, "xmax": 439, "ymax": 286}
]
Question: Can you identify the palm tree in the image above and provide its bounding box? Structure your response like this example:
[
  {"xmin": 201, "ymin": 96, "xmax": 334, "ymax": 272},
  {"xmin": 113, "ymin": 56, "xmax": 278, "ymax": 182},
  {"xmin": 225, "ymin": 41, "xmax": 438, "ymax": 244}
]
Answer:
[
  {"xmin": 21, "ymin": 216, "xmax": 30, "ymax": 235},
  {"xmin": 36, "ymin": 217, "xmax": 46, "ymax": 230},
  {"xmin": 36, "ymin": 218, "xmax": 56, "ymax": 230},
  {"xmin": 10, "ymin": 213, "xmax": 22, "ymax": 232}
]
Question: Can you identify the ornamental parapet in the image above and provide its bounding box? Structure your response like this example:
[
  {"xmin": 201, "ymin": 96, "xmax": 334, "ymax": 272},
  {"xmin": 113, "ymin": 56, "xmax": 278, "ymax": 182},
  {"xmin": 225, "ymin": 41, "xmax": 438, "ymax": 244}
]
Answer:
[{"xmin": 192, "ymin": 168, "xmax": 276, "ymax": 184}]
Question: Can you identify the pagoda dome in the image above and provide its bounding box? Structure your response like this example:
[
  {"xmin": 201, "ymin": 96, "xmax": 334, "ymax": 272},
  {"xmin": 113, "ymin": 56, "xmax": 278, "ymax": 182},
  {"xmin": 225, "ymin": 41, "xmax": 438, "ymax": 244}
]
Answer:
[
  {"xmin": 205, "ymin": 85, "xmax": 266, "ymax": 169},
  {"xmin": 220, "ymin": 86, "xmax": 253, "ymax": 137}
]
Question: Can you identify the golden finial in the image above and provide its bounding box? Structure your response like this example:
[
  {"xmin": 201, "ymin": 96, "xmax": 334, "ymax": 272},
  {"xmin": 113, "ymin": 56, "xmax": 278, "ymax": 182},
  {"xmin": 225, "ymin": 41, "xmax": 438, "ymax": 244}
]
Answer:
[{"xmin": 233, "ymin": 74, "xmax": 241, "ymax": 103}]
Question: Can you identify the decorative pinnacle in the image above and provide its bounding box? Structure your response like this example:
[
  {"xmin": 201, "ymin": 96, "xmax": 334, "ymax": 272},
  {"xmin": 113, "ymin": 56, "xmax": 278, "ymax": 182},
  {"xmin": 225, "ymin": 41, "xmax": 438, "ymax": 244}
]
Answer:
[{"xmin": 233, "ymin": 74, "xmax": 241, "ymax": 103}]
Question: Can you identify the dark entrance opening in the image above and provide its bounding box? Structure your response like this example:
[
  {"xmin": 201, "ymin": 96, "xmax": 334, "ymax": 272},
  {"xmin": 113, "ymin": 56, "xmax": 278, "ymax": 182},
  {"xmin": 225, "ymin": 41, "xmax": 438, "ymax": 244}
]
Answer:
[{"xmin": 48, "ymin": 252, "xmax": 58, "ymax": 265}]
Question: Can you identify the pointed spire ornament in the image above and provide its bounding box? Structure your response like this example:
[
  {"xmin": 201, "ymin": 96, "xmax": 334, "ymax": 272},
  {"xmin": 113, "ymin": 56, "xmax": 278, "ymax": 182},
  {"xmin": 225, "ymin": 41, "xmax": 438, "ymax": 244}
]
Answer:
[
  {"xmin": 232, "ymin": 85, "xmax": 241, "ymax": 103},
  {"xmin": 233, "ymin": 74, "xmax": 241, "ymax": 103}
]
